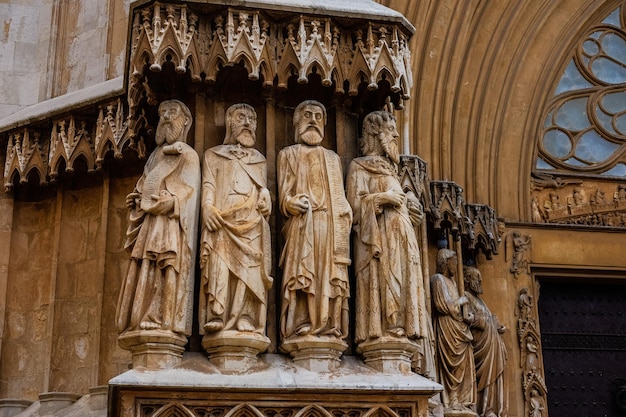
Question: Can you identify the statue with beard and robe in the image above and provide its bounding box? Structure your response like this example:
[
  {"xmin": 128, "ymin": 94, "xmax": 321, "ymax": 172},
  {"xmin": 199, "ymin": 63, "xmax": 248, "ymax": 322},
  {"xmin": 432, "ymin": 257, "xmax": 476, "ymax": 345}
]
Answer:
[
  {"xmin": 116, "ymin": 100, "xmax": 200, "ymax": 346},
  {"xmin": 277, "ymin": 100, "xmax": 352, "ymax": 348},
  {"xmin": 431, "ymin": 248, "xmax": 477, "ymax": 415},
  {"xmin": 463, "ymin": 266, "xmax": 508, "ymax": 417},
  {"xmin": 199, "ymin": 103, "xmax": 272, "ymax": 340},
  {"xmin": 347, "ymin": 110, "xmax": 435, "ymax": 375}
]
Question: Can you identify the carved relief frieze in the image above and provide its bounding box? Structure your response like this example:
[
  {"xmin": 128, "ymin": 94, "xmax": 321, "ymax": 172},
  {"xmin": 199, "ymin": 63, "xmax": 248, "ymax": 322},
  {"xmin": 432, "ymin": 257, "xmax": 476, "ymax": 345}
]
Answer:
[
  {"xmin": 48, "ymin": 116, "xmax": 96, "ymax": 180},
  {"xmin": 517, "ymin": 287, "xmax": 548, "ymax": 417},
  {"xmin": 530, "ymin": 176, "xmax": 626, "ymax": 227},
  {"xmin": 137, "ymin": 402, "xmax": 412, "ymax": 417},
  {"xmin": 4, "ymin": 128, "xmax": 49, "ymax": 191}
]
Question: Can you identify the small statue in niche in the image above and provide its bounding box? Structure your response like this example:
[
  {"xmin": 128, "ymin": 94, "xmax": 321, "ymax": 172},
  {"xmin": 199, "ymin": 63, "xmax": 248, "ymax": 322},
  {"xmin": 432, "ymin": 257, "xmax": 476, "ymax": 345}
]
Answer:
[
  {"xmin": 277, "ymin": 100, "xmax": 352, "ymax": 341},
  {"xmin": 431, "ymin": 248, "xmax": 477, "ymax": 414},
  {"xmin": 509, "ymin": 231, "xmax": 531, "ymax": 277},
  {"xmin": 346, "ymin": 111, "xmax": 433, "ymax": 365},
  {"xmin": 116, "ymin": 99, "xmax": 200, "ymax": 337},
  {"xmin": 529, "ymin": 389, "xmax": 545, "ymax": 417},
  {"xmin": 463, "ymin": 266, "xmax": 508, "ymax": 417},
  {"xmin": 199, "ymin": 103, "xmax": 273, "ymax": 336}
]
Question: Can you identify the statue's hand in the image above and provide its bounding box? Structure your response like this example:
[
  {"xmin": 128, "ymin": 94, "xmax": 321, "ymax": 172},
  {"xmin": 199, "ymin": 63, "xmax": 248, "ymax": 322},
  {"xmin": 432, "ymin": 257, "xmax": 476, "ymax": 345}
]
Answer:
[
  {"xmin": 204, "ymin": 205, "xmax": 224, "ymax": 231},
  {"xmin": 285, "ymin": 194, "xmax": 310, "ymax": 216},
  {"xmin": 126, "ymin": 192, "xmax": 140, "ymax": 210},
  {"xmin": 376, "ymin": 191, "xmax": 406, "ymax": 209},
  {"xmin": 258, "ymin": 188, "xmax": 272, "ymax": 217},
  {"xmin": 457, "ymin": 295, "xmax": 469, "ymax": 306},
  {"xmin": 149, "ymin": 190, "xmax": 175, "ymax": 215}
]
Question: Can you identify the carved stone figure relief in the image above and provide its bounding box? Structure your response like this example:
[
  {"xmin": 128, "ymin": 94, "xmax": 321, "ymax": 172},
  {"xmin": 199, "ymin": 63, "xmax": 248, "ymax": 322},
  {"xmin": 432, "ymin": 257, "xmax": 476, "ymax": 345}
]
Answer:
[
  {"xmin": 506, "ymin": 231, "xmax": 531, "ymax": 278},
  {"xmin": 530, "ymin": 178, "xmax": 626, "ymax": 227},
  {"xmin": 463, "ymin": 266, "xmax": 507, "ymax": 417},
  {"xmin": 431, "ymin": 249, "xmax": 477, "ymax": 416},
  {"xmin": 517, "ymin": 288, "xmax": 548, "ymax": 417},
  {"xmin": 277, "ymin": 100, "xmax": 352, "ymax": 369},
  {"xmin": 347, "ymin": 110, "xmax": 434, "ymax": 375},
  {"xmin": 115, "ymin": 99, "xmax": 201, "ymax": 369},
  {"xmin": 199, "ymin": 103, "xmax": 273, "ymax": 370}
]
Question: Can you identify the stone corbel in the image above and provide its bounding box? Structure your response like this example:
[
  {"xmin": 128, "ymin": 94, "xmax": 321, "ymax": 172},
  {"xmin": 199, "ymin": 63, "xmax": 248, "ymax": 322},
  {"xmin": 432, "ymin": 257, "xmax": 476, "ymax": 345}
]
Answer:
[
  {"xmin": 48, "ymin": 116, "xmax": 96, "ymax": 180},
  {"xmin": 4, "ymin": 128, "xmax": 49, "ymax": 191}
]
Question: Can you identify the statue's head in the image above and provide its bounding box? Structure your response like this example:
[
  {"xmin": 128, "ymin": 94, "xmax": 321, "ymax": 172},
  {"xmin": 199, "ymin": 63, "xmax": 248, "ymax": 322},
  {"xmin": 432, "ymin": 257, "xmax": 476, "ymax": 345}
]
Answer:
[
  {"xmin": 224, "ymin": 103, "xmax": 257, "ymax": 147},
  {"xmin": 463, "ymin": 265, "xmax": 483, "ymax": 295},
  {"xmin": 436, "ymin": 248, "xmax": 457, "ymax": 276},
  {"xmin": 293, "ymin": 100, "xmax": 326, "ymax": 145},
  {"xmin": 361, "ymin": 110, "xmax": 399, "ymax": 163},
  {"xmin": 155, "ymin": 100, "xmax": 192, "ymax": 145}
]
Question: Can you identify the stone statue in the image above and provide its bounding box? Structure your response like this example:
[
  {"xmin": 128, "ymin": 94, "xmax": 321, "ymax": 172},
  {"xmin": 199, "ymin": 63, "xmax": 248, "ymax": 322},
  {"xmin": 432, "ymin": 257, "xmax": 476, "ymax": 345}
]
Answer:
[
  {"xmin": 116, "ymin": 99, "xmax": 200, "ymax": 339},
  {"xmin": 464, "ymin": 266, "xmax": 508, "ymax": 417},
  {"xmin": 529, "ymin": 389, "xmax": 545, "ymax": 417},
  {"xmin": 346, "ymin": 111, "xmax": 432, "ymax": 366},
  {"xmin": 277, "ymin": 100, "xmax": 352, "ymax": 342},
  {"xmin": 199, "ymin": 103, "xmax": 272, "ymax": 336},
  {"xmin": 431, "ymin": 248, "xmax": 477, "ymax": 414}
]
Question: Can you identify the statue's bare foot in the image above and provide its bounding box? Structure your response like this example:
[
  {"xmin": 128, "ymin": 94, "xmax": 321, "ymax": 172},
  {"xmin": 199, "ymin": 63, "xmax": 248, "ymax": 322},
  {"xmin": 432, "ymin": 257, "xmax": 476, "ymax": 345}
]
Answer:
[
  {"xmin": 388, "ymin": 327, "xmax": 406, "ymax": 337},
  {"xmin": 295, "ymin": 323, "xmax": 312, "ymax": 335},
  {"xmin": 140, "ymin": 321, "xmax": 161, "ymax": 330},
  {"xmin": 237, "ymin": 317, "xmax": 255, "ymax": 332},
  {"xmin": 204, "ymin": 319, "xmax": 224, "ymax": 333}
]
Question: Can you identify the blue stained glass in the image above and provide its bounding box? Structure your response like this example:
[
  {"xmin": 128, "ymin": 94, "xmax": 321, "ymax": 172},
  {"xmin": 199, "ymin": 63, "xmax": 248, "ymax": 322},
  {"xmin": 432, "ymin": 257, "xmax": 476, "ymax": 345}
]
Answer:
[
  {"xmin": 601, "ymin": 91, "xmax": 626, "ymax": 113},
  {"xmin": 543, "ymin": 129, "xmax": 572, "ymax": 157},
  {"xmin": 555, "ymin": 97, "xmax": 590, "ymax": 131},
  {"xmin": 536, "ymin": 158, "xmax": 555, "ymax": 169},
  {"xmin": 575, "ymin": 130, "xmax": 619, "ymax": 162},
  {"xmin": 595, "ymin": 106, "xmax": 617, "ymax": 135},
  {"xmin": 583, "ymin": 39, "xmax": 600, "ymax": 56},
  {"xmin": 602, "ymin": 7, "xmax": 620, "ymax": 27},
  {"xmin": 601, "ymin": 33, "xmax": 626, "ymax": 66},
  {"xmin": 555, "ymin": 60, "xmax": 593, "ymax": 95},
  {"xmin": 565, "ymin": 157, "xmax": 587, "ymax": 167},
  {"xmin": 602, "ymin": 163, "xmax": 626, "ymax": 176},
  {"xmin": 591, "ymin": 57, "xmax": 626, "ymax": 84},
  {"xmin": 616, "ymin": 114, "xmax": 626, "ymax": 135}
]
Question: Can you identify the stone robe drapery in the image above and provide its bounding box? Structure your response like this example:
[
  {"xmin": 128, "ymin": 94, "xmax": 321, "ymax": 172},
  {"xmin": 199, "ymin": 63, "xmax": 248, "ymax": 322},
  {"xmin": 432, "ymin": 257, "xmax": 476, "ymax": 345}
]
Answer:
[
  {"xmin": 116, "ymin": 141, "xmax": 200, "ymax": 335},
  {"xmin": 199, "ymin": 145, "xmax": 272, "ymax": 333},
  {"xmin": 431, "ymin": 273, "xmax": 477, "ymax": 409},
  {"xmin": 347, "ymin": 157, "xmax": 430, "ymax": 343},
  {"xmin": 277, "ymin": 144, "xmax": 352, "ymax": 338},
  {"xmin": 467, "ymin": 292, "xmax": 507, "ymax": 417}
]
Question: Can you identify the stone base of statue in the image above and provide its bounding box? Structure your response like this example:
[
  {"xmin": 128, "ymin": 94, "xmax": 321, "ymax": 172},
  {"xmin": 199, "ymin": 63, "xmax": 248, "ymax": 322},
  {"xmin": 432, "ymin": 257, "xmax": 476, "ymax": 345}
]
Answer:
[
  {"xmin": 118, "ymin": 330, "xmax": 187, "ymax": 370},
  {"xmin": 202, "ymin": 331, "xmax": 270, "ymax": 373},
  {"xmin": 443, "ymin": 406, "xmax": 478, "ymax": 417},
  {"xmin": 109, "ymin": 353, "xmax": 442, "ymax": 417},
  {"xmin": 280, "ymin": 335, "xmax": 348, "ymax": 372},
  {"xmin": 357, "ymin": 336, "xmax": 419, "ymax": 374}
]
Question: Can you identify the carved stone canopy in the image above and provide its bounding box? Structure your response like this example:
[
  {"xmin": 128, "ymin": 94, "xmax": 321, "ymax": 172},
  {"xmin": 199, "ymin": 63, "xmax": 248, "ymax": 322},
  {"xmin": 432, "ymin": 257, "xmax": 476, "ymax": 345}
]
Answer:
[{"xmin": 125, "ymin": 0, "xmax": 415, "ymax": 141}]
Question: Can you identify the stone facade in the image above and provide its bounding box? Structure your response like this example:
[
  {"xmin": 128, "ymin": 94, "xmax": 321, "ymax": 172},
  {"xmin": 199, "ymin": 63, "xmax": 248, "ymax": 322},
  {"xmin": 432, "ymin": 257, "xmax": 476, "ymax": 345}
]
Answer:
[{"xmin": 1, "ymin": 1, "xmax": 626, "ymax": 417}]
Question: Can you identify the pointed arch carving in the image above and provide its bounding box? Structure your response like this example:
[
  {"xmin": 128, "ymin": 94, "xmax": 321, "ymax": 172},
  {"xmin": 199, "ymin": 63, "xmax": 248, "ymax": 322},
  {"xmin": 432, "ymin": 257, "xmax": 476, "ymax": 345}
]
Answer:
[
  {"xmin": 150, "ymin": 402, "xmax": 197, "ymax": 417},
  {"xmin": 126, "ymin": 1, "xmax": 414, "ymax": 122},
  {"xmin": 361, "ymin": 406, "xmax": 400, "ymax": 417},
  {"xmin": 293, "ymin": 404, "xmax": 333, "ymax": 417},
  {"xmin": 223, "ymin": 404, "xmax": 265, "ymax": 417}
]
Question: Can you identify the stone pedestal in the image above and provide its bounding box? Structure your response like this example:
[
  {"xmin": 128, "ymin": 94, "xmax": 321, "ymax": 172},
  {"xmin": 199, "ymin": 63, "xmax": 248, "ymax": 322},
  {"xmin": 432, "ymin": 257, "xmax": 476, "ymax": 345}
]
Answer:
[
  {"xmin": 202, "ymin": 331, "xmax": 270, "ymax": 373},
  {"xmin": 357, "ymin": 336, "xmax": 419, "ymax": 374},
  {"xmin": 280, "ymin": 335, "xmax": 348, "ymax": 372},
  {"xmin": 109, "ymin": 353, "xmax": 442, "ymax": 417},
  {"xmin": 38, "ymin": 392, "xmax": 81, "ymax": 415},
  {"xmin": 118, "ymin": 330, "xmax": 188, "ymax": 370},
  {"xmin": 0, "ymin": 399, "xmax": 33, "ymax": 417}
]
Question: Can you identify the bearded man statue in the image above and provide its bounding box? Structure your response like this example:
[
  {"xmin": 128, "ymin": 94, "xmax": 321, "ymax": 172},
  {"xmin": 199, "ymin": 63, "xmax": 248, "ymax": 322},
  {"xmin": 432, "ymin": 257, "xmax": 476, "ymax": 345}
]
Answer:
[{"xmin": 116, "ymin": 100, "xmax": 200, "ymax": 346}]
